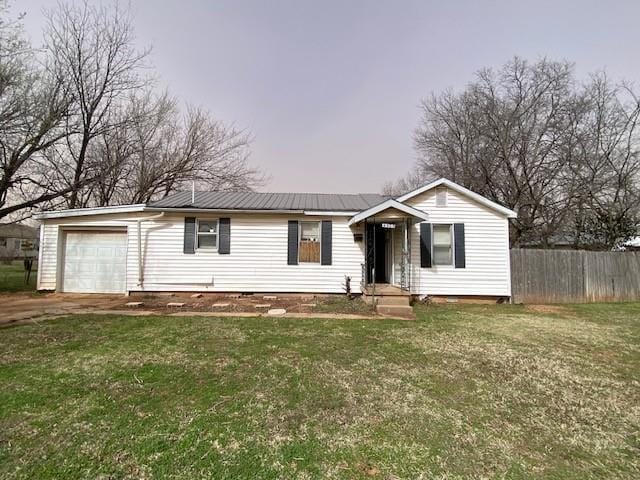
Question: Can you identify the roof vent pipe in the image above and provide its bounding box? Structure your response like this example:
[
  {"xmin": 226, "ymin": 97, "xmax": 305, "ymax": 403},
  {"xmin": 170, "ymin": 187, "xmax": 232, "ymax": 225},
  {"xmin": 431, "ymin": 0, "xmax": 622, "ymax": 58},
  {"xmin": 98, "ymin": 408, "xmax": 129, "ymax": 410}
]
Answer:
[{"xmin": 192, "ymin": 181, "xmax": 195, "ymax": 205}]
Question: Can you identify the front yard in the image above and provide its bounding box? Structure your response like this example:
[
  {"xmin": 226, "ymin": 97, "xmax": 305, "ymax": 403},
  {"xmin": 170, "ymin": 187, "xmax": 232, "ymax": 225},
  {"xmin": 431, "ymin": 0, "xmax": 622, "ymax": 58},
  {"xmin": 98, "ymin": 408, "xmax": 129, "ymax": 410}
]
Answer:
[
  {"xmin": 0, "ymin": 260, "xmax": 37, "ymax": 293},
  {"xmin": 1, "ymin": 303, "xmax": 639, "ymax": 479}
]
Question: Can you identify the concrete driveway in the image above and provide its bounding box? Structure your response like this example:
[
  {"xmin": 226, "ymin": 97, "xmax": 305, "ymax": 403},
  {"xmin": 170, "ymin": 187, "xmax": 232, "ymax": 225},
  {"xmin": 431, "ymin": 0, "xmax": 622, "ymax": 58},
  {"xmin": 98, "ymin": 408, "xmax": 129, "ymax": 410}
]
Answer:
[{"xmin": 0, "ymin": 293, "xmax": 130, "ymax": 327}]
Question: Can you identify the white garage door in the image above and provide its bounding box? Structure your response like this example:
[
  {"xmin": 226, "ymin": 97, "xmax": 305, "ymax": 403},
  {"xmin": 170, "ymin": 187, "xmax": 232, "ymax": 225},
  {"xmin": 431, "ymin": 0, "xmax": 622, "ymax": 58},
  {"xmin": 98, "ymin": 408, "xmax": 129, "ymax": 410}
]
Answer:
[{"xmin": 63, "ymin": 231, "xmax": 127, "ymax": 293}]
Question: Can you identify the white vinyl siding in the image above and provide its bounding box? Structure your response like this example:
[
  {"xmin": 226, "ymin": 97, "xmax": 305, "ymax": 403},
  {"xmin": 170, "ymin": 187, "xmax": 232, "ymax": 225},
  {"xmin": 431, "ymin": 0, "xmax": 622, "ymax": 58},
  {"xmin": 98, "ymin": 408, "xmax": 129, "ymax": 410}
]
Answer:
[
  {"xmin": 38, "ymin": 213, "xmax": 365, "ymax": 294},
  {"xmin": 406, "ymin": 187, "xmax": 511, "ymax": 297}
]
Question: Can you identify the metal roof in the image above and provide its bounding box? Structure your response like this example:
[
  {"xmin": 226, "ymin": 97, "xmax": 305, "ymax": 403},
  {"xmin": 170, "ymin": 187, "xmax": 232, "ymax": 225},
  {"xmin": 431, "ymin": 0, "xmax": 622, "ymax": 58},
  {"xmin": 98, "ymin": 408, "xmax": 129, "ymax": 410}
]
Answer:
[{"xmin": 148, "ymin": 191, "xmax": 388, "ymax": 212}]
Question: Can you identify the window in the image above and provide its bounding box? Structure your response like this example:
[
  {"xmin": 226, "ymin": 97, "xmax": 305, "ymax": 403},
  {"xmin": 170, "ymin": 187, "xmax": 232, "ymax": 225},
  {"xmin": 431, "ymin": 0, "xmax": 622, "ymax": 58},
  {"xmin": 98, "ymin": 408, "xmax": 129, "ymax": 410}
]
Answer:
[
  {"xmin": 197, "ymin": 219, "xmax": 218, "ymax": 249},
  {"xmin": 432, "ymin": 224, "xmax": 452, "ymax": 265},
  {"xmin": 436, "ymin": 187, "xmax": 447, "ymax": 207},
  {"xmin": 0, "ymin": 237, "xmax": 6, "ymax": 248},
  {"xmin": 299, "ymin": 221, "xmax": 320, "ymax": 263}
]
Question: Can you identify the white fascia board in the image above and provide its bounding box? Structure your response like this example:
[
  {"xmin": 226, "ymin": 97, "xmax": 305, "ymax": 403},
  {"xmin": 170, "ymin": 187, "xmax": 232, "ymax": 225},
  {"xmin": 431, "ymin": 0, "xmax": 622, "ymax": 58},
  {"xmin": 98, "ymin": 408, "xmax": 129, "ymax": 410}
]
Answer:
[
  {"xmin": 396, "ymin": 178, "xmax": 518, "ymax": 218},
  {"xmin": 348, "ymin": 199, "xmax": 429, "ymax": 226},
  {"xmin": 34, "ymin": 204, "xmax": 147, "ymax": 220}
]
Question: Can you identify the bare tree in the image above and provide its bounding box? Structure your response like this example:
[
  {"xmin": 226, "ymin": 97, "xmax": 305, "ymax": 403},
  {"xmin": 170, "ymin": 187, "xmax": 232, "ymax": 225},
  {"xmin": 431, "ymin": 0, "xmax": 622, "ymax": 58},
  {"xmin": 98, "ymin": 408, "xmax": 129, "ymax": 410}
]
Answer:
[
  {"xmin": 43, "ymin": 0, "xmax": 151, "ymax": 208},
  {"xmin": 405, "ymin": 57, "xmax": 640, "ymax": 249},
  {"xmin": 569, "ymin": 73, "xmax": 640, "ymax": 248},
  {"xmin": 381, "ymin": 167, "xmax": 429, "ymax": 196},
  {"xmin": 86, "ymin": 90, "xmax": 262, "ymax": 206},
  {"xmin": 0, "ymin": 1, "xmax": 263, "ymax": 220},
  {"xmin": 0, "ymin": 1, "xmax": 72, "ymax": 221}
]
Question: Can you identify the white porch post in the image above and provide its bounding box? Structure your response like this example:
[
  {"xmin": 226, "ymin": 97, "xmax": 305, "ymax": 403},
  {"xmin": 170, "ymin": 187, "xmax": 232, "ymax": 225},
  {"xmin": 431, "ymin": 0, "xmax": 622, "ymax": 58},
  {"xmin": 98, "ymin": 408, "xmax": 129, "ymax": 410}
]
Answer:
[{"xmin": 403, "ymin": 217, "xmax": 411, "ymax": 291}]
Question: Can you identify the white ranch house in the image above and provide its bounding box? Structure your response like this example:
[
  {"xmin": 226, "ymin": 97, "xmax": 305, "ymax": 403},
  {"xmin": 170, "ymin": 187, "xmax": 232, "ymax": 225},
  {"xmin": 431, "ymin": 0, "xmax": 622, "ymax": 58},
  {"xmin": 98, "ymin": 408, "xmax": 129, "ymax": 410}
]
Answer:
[{"xmin": 35, "ymin": 178, "xmax": 517, "ymax": 301}]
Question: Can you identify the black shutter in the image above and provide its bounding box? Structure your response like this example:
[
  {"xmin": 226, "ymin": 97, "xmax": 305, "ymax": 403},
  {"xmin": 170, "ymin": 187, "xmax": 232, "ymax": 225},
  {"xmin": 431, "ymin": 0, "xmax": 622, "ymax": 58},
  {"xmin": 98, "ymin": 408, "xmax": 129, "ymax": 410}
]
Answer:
[
  {"xmin": 219, "ymin": 218, "xmax": 230, "ymax": 254},
  {"xmin": 287, "ymin": 220, "xmax": 299, "ymax": 265},
  {"xmin": 454, "ymin": 223, "xmax": 465, "ymax": 268},
  {"xmin": 420, "ymin": 223, "xmax": 431, "ymax": 268},
  {"xmin": 184, "ymin": 217, "xmax": 196, "ymax": 254},
  {"xmin": 321, "ymin": 220, "xmax": 332, "ymax": 265}
]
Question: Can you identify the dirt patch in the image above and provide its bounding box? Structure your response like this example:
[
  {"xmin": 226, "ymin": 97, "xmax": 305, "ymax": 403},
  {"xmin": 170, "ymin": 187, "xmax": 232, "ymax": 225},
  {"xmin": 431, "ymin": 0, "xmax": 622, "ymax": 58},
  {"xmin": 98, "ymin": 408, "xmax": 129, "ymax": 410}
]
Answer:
[
  {"xmin": 122, "ymin": 292, "xmax": 374, "ymax": 316},
  {"xmin": 0, "ymin": 292, "xmax": 377, "ymax": 326},
  {"xmin": 525, "ymin": 304, "xmax": 572, "ymax": 315}
]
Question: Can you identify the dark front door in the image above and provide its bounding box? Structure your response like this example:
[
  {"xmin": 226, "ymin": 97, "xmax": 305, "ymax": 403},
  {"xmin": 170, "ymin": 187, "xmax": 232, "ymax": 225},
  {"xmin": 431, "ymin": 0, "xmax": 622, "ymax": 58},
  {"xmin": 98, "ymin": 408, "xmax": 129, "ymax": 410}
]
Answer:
[{"xmin": 365, "ymin": 223, "xmax": 387, "ymax": 284}]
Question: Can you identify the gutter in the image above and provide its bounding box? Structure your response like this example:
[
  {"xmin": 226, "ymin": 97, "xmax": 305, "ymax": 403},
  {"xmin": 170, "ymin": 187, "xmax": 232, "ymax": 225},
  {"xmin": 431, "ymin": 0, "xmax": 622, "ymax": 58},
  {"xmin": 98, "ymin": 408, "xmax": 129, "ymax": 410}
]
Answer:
[
  {"xmin": 34, "ymin": 204, "xmax": 147, "ymax": 220},
  {"xmin": 137, "ymin": 212, "xmax": 165, "ymax": 287}
]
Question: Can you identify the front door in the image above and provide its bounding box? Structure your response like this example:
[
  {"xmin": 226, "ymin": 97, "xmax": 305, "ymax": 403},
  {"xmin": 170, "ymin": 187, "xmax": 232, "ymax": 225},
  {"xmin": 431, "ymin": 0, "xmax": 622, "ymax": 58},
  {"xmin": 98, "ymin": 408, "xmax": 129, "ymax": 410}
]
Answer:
[{"xmin": 365, "ymin": 223, "xmax": 389, "ymax": 284}]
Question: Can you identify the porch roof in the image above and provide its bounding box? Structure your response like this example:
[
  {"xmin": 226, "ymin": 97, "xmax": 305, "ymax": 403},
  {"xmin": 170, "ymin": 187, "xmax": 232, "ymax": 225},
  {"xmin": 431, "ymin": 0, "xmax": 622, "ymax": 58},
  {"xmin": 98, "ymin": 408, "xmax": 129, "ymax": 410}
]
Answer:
[{"xmin": 348, "ymin": 199, "xmax": 429, "ymax": 226}]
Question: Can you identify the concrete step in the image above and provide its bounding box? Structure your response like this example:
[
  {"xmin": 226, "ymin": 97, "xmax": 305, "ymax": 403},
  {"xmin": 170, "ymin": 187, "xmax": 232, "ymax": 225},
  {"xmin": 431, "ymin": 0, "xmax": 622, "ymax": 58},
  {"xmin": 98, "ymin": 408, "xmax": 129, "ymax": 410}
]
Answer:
[
  {"xmin": 376, "ymin": 304, "xmax": 415, "ymax": 319},
  {"xmin": 376, "ymin": 296, "xmax": 411, "ymax": 306},
  {"xmin": 363, "ymin": 294, "xmax": 410, "ymax": 305}
]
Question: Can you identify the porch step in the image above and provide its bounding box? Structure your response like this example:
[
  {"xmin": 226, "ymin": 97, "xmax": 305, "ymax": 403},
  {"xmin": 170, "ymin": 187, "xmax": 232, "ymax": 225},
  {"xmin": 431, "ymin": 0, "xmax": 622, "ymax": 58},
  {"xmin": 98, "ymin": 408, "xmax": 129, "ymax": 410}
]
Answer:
[
  {"xmin": 363, "ymin": 284, "xmax": 410, "ymax": 296},
  {"xmin": 376, "ymin": 296, "xmax": 411, "ymax": 306},
  {"xmin": 376, "ymin": 304, "xmax": 415, "ymax": 319}
]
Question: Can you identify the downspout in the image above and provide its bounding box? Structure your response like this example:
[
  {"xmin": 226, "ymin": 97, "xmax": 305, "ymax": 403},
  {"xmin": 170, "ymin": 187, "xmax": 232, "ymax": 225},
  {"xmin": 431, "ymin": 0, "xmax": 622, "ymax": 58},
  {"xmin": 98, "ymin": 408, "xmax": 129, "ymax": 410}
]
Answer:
[{"xmin": 137, "ymin": 212, "xmax": 165, "ymax": 287}]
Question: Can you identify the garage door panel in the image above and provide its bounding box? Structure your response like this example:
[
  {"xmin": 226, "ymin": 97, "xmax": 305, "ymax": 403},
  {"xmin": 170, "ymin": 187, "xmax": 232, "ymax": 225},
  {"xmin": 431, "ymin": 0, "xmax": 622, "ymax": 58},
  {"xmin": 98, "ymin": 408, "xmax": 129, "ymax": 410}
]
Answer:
[
  {"xmin": 77, "ymin": 263, "xmax": 97, "ymax": 274},
  {"xmin": 63, "ymin": 232, "xmax": 127, "ymax": 293},
  {"xmin": 77, "ymin": 246, "xmax": 93, "ymax": 256},
  {"xmin": 96, "ymin": 246, "xmax": 117, "ymax": 257}
]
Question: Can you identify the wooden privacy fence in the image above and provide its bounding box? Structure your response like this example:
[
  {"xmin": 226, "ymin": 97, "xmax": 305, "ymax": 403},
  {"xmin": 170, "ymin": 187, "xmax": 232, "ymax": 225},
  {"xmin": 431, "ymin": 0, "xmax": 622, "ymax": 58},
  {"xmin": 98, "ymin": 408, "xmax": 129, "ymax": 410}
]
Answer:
[{"xmin": 510, "ymin": 248, "xmax": 640, "ymax": 303}]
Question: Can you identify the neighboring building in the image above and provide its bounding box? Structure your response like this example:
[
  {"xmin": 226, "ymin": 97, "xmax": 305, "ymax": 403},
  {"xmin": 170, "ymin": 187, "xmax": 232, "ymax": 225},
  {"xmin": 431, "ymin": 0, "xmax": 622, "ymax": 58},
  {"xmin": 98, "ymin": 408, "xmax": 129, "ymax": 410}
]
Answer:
[
  {"xmin": 519, "ymin": 234, "xmax": 577, "ymax": 250},
  {"xmin": 34, "ymin": 178, "xmax": 517, "ymax": 301},
  {"xmin": 522, "ymin": 234, "xmax": 639, "ymax": 251},
  {"xmin": 0, "ymin": 223, "xmax": 39, "ymax": 260},
  {"xmin": 623, "ymin": 237, "xmax": 640, "ymax": 251}
]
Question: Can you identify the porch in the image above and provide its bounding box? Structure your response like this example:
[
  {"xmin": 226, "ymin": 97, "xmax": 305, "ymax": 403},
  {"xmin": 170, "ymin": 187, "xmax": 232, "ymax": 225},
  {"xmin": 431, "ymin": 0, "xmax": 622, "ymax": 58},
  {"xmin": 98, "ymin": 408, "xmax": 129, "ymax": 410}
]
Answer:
[{"xmin": 348, "ymin": 199, "xmax": 429, "ymax": 319}]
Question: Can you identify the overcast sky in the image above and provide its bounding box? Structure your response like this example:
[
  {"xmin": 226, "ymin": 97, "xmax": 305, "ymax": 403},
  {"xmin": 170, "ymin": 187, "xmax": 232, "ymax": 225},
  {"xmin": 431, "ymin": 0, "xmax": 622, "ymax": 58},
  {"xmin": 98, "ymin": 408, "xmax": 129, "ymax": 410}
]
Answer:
[{"xmin": 13, "ymin": 0, "xmax": 640, "ymax": 193}]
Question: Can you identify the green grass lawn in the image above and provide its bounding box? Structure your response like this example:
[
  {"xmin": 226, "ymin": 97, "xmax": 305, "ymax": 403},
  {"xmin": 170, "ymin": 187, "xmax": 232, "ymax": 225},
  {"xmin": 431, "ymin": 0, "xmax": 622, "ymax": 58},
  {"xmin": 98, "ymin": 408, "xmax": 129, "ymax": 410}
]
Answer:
[
  {"xmin": 1, "ymin": 303, "xmax": 639, "ymax": 479},
  {"xmin": 0, "ymin": 261, "xmax": 37, "ymax": 292}
]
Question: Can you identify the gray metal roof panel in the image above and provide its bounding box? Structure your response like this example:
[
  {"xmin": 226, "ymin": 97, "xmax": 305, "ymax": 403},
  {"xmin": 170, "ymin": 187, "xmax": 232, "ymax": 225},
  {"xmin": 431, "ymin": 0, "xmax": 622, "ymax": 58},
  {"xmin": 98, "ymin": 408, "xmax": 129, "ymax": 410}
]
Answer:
[{"xmin": 148, "ymin": 191, "xmax": 389, "ymax": 212}]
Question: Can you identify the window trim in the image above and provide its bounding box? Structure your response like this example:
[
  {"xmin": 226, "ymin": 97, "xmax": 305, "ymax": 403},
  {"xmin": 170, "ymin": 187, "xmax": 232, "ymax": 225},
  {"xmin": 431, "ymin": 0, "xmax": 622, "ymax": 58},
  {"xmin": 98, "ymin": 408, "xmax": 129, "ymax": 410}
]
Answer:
[
  {"xmin": 431, "ymin": 223, "xmax": 454, "ymax": 266},
  {"xmin": 196, "ymin": 218, "xmax": 219, "ymax": 251},
  {"xmin": 298, "ymin": 220, "xmax": 321, "ymax": 264}
]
